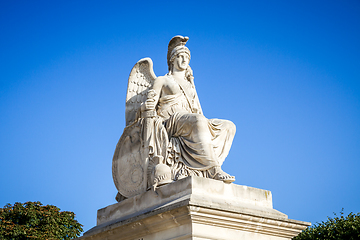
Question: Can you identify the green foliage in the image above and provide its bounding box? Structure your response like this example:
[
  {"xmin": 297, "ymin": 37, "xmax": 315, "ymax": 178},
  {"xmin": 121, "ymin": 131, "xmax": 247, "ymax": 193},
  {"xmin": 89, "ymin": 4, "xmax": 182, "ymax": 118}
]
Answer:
[
  {"xmin": 293, "ymin": 210, "xmax": 360, "ymax": 240},
  {"xmin": 0, "ymin": 201, "xmax": 83, "ymax": 240}
]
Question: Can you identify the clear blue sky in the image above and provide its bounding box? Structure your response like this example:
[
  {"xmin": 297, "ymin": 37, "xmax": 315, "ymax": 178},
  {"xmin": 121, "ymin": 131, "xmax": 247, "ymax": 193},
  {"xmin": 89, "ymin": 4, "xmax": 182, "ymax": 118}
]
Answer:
[{"xmin": 1, "ymin": 0, "xmax": 359, "ymax": 234}]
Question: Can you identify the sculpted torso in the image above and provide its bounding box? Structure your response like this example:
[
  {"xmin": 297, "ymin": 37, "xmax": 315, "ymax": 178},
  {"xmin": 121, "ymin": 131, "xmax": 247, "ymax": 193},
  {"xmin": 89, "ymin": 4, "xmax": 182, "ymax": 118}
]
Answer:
[
  {"xmin": 156, "ymin": 76, "xmax": 181, "ymax": 96},
  {"xmin": 142, "ymin": 53, "xmax": 199, "ymax": 117}
]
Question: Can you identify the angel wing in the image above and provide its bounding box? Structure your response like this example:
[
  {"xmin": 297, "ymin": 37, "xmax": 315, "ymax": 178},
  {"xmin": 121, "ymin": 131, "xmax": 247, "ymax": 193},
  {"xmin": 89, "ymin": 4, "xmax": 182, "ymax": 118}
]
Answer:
[{"xmin": 125, "ymin": 58, "xmax": 157, "ymax": 126}]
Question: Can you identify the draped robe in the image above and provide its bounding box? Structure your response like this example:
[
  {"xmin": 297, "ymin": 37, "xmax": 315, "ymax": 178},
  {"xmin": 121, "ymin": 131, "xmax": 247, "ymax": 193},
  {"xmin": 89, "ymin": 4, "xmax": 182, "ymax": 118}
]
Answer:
[{"xmin": 148, "ymin": 75, "xmax": 235, "ymax": 176}]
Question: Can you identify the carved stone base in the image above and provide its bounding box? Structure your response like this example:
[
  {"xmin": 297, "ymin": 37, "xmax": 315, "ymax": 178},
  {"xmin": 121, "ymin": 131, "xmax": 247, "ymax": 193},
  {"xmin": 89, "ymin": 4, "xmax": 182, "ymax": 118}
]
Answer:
[{"xmin": 78, "ymin": 177, "xmax": 310, "ymax": 240}]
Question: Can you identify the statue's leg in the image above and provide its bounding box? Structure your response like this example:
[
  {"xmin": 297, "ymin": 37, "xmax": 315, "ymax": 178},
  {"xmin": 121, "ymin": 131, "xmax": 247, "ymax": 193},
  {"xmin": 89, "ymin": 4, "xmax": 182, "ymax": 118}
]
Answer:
[
  {"xmin": 166, "ymin": 113, "xmax": 236, "ymax": 183},
  {"xmin": 208, "ymin": 119, "xmax": 236, "ymax": 166},
  {"xmin": 167, "ymin": 113, "xmax": 219, "ymax": 167},
  {"xmin": 207, "ymin": 118, "xmax": 236, "ymax": 183}
]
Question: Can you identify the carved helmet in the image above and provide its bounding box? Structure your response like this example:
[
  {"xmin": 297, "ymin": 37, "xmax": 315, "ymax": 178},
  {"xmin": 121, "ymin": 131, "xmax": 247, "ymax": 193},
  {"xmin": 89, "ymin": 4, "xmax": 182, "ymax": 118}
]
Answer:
[
  {"xmin": 167, "ymin": 35, "xmax": 190, "ymax": 71},
  {"xmin": 151, "ymin": 163, "xmax": 172, "ymax": 187}
]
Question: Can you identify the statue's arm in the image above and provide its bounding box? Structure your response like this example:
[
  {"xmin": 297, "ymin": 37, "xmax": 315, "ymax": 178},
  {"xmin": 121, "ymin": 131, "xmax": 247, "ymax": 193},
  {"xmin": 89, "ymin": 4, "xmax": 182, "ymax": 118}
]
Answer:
[{"xmin": 141, "ymin": 76, "xmax": 164, "ymax": 113}]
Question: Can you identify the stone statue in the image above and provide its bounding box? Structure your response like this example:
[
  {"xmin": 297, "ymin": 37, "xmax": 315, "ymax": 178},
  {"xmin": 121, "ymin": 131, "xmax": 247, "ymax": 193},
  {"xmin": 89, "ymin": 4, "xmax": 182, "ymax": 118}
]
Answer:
[{"xmin": 112, "ymin": 36, "xmax": 236, "ymax": 201}]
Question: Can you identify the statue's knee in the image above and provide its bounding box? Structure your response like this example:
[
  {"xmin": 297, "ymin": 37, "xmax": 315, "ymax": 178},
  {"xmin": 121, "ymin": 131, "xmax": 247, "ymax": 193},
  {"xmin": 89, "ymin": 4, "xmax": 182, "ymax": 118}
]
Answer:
[
  {"xmin": 194, "ymin": 114, "xmax": 206, "ymax": 122},
  {"xmin": 193, "ymin": 114, "xmax": 207, "ymax": 126},
  {"xmin": 225, "ymin": 120, "xmax": 236, "ymax": 134}
]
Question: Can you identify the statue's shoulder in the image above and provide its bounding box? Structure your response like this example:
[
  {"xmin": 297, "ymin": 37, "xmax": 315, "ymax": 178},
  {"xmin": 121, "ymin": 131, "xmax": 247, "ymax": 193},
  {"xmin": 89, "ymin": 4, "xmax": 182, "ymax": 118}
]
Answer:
[
  {"xmin": 155, "ymin": 74, "xmax": 170, "ymax": 81},
  {"xmin": 153, "ymin": 74, "xmax": 171, "ymax": 86}
]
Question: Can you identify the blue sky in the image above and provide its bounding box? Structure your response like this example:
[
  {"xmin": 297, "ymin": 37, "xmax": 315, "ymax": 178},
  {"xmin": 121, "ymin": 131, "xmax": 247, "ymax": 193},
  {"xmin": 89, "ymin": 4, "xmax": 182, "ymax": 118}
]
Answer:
[{"xmin": 1, "ymin": 0, "xmax": 359, "ymax": 234}]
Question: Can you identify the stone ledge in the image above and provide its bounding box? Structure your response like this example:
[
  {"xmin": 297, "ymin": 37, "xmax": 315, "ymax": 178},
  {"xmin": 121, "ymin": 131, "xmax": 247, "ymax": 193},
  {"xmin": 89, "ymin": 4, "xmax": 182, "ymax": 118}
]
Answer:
[
  {"xmin": 97, "ymin": 176, "xmax": 285, "ymax": 227},
  {"xmin": 189, "ymin": 205, "xmax": 309, "ymax": 239},
  {"xmin": 79, "ymin": 176, "xmax": 310, "ymax": 240}
]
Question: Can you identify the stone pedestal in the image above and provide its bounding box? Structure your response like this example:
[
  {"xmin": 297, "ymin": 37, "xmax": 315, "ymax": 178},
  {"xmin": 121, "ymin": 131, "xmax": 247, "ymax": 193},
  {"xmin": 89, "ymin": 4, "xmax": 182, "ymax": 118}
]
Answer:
[{"xmin": 78, "ymin": 176, "xmax": 310, "ymax": 240}]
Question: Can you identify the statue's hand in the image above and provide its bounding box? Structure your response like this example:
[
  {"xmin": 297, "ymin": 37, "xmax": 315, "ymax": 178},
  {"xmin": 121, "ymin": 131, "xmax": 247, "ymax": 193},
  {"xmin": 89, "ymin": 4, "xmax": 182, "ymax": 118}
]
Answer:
[
  {"xmin": 141, "ymin": 89, "xmax": 158, "ymax": 112},
  {"xmin": 141, "ymin": 98, "xmax": 156, "ymax": 112},
  {"xmin": 140, "ymin": 98, "xmax": 157, "ymax": 118}
]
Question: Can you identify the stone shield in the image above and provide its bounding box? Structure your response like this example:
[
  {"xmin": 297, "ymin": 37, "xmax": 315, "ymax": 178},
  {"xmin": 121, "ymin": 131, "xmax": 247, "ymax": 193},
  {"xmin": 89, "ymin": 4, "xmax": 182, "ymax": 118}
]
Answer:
[{"xmin": 112, "ymin": 121, "xmax": 147, "ymax": 198}]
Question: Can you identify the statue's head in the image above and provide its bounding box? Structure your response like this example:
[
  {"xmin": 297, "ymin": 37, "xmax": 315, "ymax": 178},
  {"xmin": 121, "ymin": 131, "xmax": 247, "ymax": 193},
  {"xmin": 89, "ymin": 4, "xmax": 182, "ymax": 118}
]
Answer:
[
  {"xmin": 167, "ymin": 36, "xmax": 191, "ymax": 72},
  {"xmin": 167, "ymin": 36, "xmax": 193, "ymax": 82}
]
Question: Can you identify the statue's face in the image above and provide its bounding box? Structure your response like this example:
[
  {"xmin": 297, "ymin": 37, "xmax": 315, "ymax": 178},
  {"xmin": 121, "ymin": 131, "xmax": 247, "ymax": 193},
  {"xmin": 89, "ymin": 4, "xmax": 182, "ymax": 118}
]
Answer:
[{"xmin": 173, "ymin": 53, "xmax": 190, "ymax": 71}]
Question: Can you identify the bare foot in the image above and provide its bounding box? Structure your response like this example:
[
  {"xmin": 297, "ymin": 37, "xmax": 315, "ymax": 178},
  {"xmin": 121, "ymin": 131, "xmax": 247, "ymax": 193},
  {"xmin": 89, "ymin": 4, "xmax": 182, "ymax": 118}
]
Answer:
[{"xmin": 212, "ymin": 167, "xmax": 235, "ymax": 183}]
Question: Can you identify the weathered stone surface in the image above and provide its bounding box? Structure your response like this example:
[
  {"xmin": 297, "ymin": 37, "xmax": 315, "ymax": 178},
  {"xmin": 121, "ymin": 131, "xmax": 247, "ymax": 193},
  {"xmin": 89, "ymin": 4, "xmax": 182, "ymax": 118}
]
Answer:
[{"xmin": 78, "ymin": 177, "xmax": 310, "ymax": 240}]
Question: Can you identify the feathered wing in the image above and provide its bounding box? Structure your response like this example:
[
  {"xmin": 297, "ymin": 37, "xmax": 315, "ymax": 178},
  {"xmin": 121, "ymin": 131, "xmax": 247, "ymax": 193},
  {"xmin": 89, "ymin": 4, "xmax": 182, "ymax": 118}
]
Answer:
[
  {"xmin": 125, "ymin": 58, "xmax": 156, "ymax": 126},
  {"xmin": 113, "ymin": 58, "xmax": 156, "ymax": 199}
]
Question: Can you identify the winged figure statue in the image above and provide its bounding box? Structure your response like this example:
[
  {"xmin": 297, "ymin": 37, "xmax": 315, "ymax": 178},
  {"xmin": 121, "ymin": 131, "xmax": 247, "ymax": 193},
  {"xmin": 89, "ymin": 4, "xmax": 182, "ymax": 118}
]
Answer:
[{"xmin": 112, "ymin": 36, "xmax": 236, "ymax": 201}]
